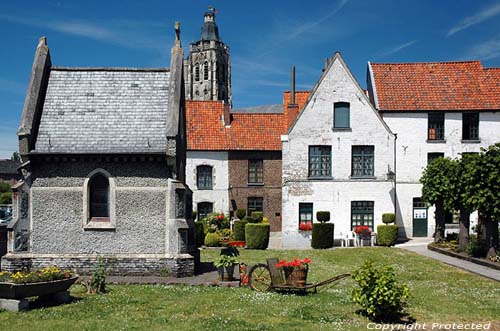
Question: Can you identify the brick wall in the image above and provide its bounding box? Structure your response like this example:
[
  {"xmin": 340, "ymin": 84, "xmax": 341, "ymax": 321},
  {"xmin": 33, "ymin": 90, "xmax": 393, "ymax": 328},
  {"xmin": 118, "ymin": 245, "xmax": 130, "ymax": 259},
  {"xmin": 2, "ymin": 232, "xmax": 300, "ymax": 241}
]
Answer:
[{"xmin": 228, "ymin": 151, "xmax": 282, "ymax": 232}]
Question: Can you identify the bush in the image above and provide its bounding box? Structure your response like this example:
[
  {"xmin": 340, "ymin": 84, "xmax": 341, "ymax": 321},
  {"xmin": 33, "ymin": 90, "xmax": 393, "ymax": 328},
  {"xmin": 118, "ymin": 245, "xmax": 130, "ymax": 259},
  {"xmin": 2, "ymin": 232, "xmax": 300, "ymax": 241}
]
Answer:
[
  {"xmin": 195, "ymin": 221, "xmax": 205, "ymax": 247},
  {"xmin": 204, "ymin": 232, "xmax": 220, "ymax": 247},
  {"xmin": 352, "ymin": 260, "xmax": 410, "ymax": 321},
  {"xmin": 251, "ymin": 212, "xmax": 264, "ymax": 223},
  {"xmin": 236, "ymin": 209, "xmax": 247, "ymax": 220},
  {"xmin": 377, "ymin": 225, "xmax": 399, "ymax": 246},
  {"xmin": 382, "ymin": 213, "xmax": 395, "ymax": 224},
  {"xmin": 316, "ymin": 211, "xmax": 330, "ymax": 223},
  {"xmin": 0, "ymin": 192, "xmax": 11, "ymax": 205},
  {"xmin": 233, "ymin": 220, "xmax": 247, "ymax": 241},
  {"xmin": 311, "ymin": 222, "xmax": 334, "ymax": 249},
  {"xmin": 466, "ymin": 235, "xmax": 487, "ymax": 258},
  {"xmin": 192, "ymin": 210, "xmax": 198, "ymax": 220},
  {"xmin": 245, "ymin": 223, "xmax": 270, "ymax": 249},
  {"xmin": 245, "ymin": 215, "xmax": 257, "ymax": 224}
]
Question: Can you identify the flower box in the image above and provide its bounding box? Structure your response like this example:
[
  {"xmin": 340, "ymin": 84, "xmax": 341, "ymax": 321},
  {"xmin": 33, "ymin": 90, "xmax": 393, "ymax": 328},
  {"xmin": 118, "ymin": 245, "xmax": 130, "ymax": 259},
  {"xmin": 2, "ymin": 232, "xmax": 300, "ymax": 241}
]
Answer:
[{"xmin": 0, "ymin": 276, "xmax": 78, "ymax": 300}]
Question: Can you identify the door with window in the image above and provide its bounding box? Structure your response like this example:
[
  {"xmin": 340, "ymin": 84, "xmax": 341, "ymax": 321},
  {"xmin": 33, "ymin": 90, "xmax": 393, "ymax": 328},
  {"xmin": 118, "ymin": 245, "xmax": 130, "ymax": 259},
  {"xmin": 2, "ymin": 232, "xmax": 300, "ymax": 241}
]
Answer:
[{"xmin": 412, "ymin": 198, "xmax": 428, "ymax": 237}]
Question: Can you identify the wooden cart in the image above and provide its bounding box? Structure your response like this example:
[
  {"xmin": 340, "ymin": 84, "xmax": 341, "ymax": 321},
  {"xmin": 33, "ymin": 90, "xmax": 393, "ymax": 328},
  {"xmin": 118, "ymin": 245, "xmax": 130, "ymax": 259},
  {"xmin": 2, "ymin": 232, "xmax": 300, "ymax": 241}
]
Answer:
[{"xmin": 247, "ymin": 258, "xmax": 350, "ymax": 293}]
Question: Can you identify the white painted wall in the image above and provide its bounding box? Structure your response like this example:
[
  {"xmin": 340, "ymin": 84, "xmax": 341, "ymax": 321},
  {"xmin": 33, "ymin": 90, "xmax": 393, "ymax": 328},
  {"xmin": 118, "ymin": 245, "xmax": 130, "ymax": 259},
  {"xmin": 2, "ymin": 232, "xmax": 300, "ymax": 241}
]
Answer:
[
  {"xmin": 282, "ymin": 55, "xmax": 396, "ymax": 248},
  {"xmin": 383, "ymin": 111, "xmax": 500, "ymax": 237},
  {"xmin": 186, "ymin": 151, "xmax": 229, "ymax": 215}
]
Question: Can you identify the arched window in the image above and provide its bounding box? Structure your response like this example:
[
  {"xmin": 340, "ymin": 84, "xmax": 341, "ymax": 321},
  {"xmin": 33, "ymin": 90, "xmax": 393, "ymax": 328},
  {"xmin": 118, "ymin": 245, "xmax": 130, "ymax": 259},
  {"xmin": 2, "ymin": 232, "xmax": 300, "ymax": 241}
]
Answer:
[
  {"xmin": 197, "ymin": 202, "xmax": 213, "ymax": 221},
  {"xmin": 89, "ymin": 174, "xmax": 110, "ymax": 220},
  {"xmin": 197, "ymin": 165, "xmax": 213, "ymax": 190},
  {"xmin": 194, "ymin": 63, "xmax": 200, "ymax": 81},
  {"xmin": 204, "ymin": 61, "xmax": 209, "ymax": 80}
]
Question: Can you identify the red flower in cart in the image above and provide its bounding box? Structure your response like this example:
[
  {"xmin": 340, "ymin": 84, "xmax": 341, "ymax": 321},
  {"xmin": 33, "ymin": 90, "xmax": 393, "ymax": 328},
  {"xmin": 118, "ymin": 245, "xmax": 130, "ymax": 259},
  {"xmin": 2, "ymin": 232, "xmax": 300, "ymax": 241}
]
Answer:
[{"xmin": 275, "ymin": 258, "xmax": 311, "ymax": 270}]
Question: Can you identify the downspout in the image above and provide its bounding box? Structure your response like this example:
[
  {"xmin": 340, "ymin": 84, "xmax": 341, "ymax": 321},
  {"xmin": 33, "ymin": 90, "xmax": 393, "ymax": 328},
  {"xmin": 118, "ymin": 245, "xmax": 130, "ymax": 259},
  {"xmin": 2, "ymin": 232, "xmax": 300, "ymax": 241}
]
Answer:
[{"xmin": 393, "ymin": 133, "xmax": 398, "ymax": 219}]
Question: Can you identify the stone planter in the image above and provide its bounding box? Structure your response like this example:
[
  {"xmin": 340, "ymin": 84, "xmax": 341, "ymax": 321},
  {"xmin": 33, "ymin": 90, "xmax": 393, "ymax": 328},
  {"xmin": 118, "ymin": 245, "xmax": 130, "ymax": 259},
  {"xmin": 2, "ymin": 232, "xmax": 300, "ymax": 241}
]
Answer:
[
  {"xmin": 217, "ymin": 265, "xmax": 236, "ymax": 281},
  {"xmin": 0, "ymin": 276, "xmax": 78, "ymax": 300}
]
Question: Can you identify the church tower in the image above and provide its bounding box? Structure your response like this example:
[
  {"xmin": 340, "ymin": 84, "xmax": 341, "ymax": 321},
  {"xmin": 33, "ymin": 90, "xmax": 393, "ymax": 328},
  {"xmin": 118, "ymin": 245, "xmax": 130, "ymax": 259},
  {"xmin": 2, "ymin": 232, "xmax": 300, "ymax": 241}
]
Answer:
[{"xmin": 184, "ymin": 9, "xmax": 231, "ymax": 104}]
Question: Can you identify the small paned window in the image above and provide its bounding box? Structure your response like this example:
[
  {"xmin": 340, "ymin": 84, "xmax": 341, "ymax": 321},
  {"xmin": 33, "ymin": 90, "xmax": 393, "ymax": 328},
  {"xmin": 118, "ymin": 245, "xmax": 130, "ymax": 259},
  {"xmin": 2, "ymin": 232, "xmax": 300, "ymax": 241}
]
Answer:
[
  {"xmin": 247, "ymin": 197, "xmax": 263, "ymax": 214},
  {"xmin": 413, "ymin": 197, "xmax": 426, "ymax": 208},
  {"xmin": 428, "ymin": 113, "xmax": 445, "ymax": 140},
  {"xmin": 351, "ymin": 201, "xmax": 374, "ymax": 231},
  {"xmin": 308, "ymin": 146, "xmax": 332, "ymax": 178},
  {"xmin": 194, "ymin": 64, "xmax": 200, "ymax": 81},
  {"xmin": 334, "ymin": 102, "xmax": 350, "ymax": 128},
  {"xmin": 197, "ymin": 202, "xmax": 213, "ymax": 221},
  {"xmin": 197, "ymin": 165, "xmax": 213, "ymax": 190},
  {"xmin": 299, "ymin": 203, "xmax": 313, "ymax": 229},
  {"xmin": 248, "ymin": 159, "xmax": 264, "ymax": 184},
  {"xmin": 352, "ymin": 146, "xmax": 374, "ymax": 177},
  {"xmin": 204, "ymin": 61, "xmax": 209, "ymax": 80},
  {"xmin": 90, "ymin": 174, "xmax": 110, "ymax": 220},
  {"xmin": 462, "ymin": 113, "xmax": 479, "ymax": 140},
  {"xmin": 427, "ymin": 152, "xmax": 444, "ymax": 165}
]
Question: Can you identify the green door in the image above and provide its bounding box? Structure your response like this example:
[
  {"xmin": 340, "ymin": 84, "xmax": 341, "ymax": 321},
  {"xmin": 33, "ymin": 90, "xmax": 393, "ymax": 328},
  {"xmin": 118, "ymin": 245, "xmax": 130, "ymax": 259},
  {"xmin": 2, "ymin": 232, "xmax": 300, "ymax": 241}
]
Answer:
[{"xmin": 412, "ymin": 198, "xmax": 428, "ymax": 237}]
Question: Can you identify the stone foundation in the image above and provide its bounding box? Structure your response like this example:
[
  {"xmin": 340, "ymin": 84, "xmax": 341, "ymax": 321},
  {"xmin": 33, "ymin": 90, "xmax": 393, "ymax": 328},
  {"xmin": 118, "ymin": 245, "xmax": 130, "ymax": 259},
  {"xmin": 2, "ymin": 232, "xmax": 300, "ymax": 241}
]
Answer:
[{"xmin": 1, "ymin": 253, "xmax": 197, "ymax": 277}]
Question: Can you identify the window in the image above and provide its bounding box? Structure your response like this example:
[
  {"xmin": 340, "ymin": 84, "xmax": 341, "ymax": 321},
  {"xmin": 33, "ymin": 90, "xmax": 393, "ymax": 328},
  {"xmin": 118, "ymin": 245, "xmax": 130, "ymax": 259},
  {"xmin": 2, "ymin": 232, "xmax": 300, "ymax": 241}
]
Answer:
[
  {"xmin": 308, "ymin": 146, "xmax": 332, "ymax": 178},
  {"xmin": 89, "ymin": 174, "xmax": 110, "ymax": 220},
  {"xmin": 352, "ymin": 146, "xmax": 374, "ymax": 177},
  {"xmin": 248, "ymin": 159, "xmax": 264, "ymax": 184},
  {"xmin": 247, "ymin": 197, "xmax": 263, "ymax": 214},
  {"xmin": 427, "ymin": 152, "xmax": 444, "ymax": 165},
  {"xmin": 299, "ymin": 203, "xmax": 313, "ymax": 230},
  {"xmin": 204, "ymin": 61, "xmax": 209, "ymax": 80},
  {"xmin": 334, "ymin": 102, "xmax": 350, "ymax": 128},
  {"xmin": 194, "ymin": 64, "xmax": 200, "ymax": 81},
  {"xmin": 197, "ymin": 165, "xmax": 212, "ymax": 190},
  {"xmin": 351, "ymin": 201, "xmax": 374, "ymax": 231},
  {"xmin": 413, "ymin": 197, "xmax": 426, "ymax": 208},
  {"xmin": 197, "ymin": 202, "xmax": 213, "ymax": 221},
  {"xmin": 462, "ymin": 113, "xmax": 479, "ymax": 140},
  {"xmin": 428, "ymin": 113, "xmax": 444, "ymax": 140}
]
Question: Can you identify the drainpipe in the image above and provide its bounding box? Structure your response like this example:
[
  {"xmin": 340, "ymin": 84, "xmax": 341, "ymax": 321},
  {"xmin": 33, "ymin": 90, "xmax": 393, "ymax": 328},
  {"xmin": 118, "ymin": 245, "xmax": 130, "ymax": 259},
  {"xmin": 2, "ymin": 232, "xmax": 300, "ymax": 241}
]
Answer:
[{"xmin": 393, "ymin": 133, "xmax": 398, "ymax": 220}]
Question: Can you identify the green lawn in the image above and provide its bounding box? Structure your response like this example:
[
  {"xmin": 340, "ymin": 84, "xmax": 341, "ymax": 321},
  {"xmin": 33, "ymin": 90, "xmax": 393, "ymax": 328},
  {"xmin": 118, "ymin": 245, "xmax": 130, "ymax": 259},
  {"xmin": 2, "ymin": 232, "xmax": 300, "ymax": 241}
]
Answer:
[{"xmin": 1, "ymin": 247, "xmax": 499, "ymax": 330}]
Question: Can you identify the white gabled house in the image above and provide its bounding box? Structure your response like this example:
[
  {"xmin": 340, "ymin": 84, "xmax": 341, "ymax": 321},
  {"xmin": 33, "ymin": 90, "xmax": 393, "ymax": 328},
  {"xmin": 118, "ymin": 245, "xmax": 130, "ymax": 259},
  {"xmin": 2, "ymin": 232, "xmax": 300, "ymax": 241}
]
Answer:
[{"xmin": 281, "ymin": 52, "xmax": 396, "ymax": 248}]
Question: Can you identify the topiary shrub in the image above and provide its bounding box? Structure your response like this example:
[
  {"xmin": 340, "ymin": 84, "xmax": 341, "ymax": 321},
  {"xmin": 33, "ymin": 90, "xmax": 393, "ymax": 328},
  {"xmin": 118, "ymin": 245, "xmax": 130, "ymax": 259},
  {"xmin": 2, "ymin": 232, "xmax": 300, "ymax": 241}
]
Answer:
[
  {"xmin": 233, "ymin": 220, "xmax": 247, "ymax": 241},
  {"xmin": 236, "ymin": 209, "xmax": 247, "ymax": 220},
  {"xmin": 316, "ymin": 211, "xmax": 330, "ymax": 223},
  {"xmin": 352, "ymin": 260, "xmax": 410, "ymax": 321},
  {"xmin": 251, "ymin": 212, "xmax": 264, "ymax": 223},
  {"xmin": 245, "ymin": 223, "xmax": 270, "ymax": 249},
  {"xmin": 311, "ymin": 223, "xmax": 334, "ymax": 249},
  {"xmin": 204, "ymin": 232, "xmax": 220, "ymax": 247},
  {"xmin": 377, "ymin": 225, "xmax": 399, "ymax": 246},
  {"xmin": 382, "ymin": 213, "xmax": 396, "ymax": 224},
  {"xmin": 195, "ymin": 221, "xmax": 205, "ymax": 247}
]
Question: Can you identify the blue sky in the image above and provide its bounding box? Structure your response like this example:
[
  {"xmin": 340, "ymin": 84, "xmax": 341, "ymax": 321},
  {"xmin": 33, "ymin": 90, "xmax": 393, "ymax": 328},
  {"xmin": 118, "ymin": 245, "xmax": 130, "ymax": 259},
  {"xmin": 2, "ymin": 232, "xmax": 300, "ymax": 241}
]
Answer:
[{"xmin": 1, "ymin": 0, "xmax": 500, "ymax": 158}]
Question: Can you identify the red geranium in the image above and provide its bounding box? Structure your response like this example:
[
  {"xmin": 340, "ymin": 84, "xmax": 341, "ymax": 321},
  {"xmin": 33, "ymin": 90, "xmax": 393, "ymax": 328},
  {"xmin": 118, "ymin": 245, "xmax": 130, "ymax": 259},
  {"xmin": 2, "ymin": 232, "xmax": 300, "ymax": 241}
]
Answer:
[
  {"xmin": 217, "ymin": 214, "xmax": 225, "ymax": 221},
  {"xmin": 299, "ymin": 222, "xmax": 312, "ymax": 231},
  {"xmin": 354, "ymin": 226, "xmax": 371, "ymax": 237},
  {"xmin": 275, "ymin": 257, "xmax": 311, "ymax": 270}
]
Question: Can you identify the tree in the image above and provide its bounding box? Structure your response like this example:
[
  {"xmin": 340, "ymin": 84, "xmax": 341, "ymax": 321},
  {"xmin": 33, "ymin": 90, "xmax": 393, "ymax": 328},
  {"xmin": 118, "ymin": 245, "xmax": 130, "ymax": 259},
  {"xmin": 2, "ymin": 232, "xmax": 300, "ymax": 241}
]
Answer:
[
  {"xmin": 420, "ymin": 157, "xmax": 456, "ymax": 242},
  {"xmin": 11, "ymin": 151, "xmax": 20, "ymax": 162},
  {"xmin": 0, "ymin": 182, "xmax": 12, "ymax": 205},
  {"xmin": 463, "ymin": 144, "xmax": 500, "ymax": 257}
]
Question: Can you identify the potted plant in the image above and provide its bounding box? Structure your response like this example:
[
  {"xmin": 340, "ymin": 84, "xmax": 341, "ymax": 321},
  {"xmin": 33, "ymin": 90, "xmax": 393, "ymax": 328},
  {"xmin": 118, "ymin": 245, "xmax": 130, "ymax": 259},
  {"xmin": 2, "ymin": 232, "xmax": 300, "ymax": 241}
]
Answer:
[
  {"xmin": 275, "ymin": 257, "xmax": 311, "ymax": 287},
  {"xmin": 213, "ymin": 255, "xmax": 239, "ymax": 281}
]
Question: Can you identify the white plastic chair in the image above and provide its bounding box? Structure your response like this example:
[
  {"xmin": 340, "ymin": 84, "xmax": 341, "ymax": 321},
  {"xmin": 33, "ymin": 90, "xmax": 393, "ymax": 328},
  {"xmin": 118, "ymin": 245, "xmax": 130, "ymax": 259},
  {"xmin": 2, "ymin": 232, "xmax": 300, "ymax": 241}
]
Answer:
[{"xmin": 342, "ymin": 231, "xmax": 358, "ymax": 247}]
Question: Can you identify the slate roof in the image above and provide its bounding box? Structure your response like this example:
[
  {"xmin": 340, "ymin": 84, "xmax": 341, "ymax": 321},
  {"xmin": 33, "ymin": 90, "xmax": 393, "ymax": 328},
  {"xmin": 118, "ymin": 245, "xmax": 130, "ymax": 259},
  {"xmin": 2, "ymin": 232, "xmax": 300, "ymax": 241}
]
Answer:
[
  {"xmin": 369, "ymin": 61, "xmax": 500, "ymax": 111},
  {"xmin": 187, "ymin": 92, "xmax": 309, "ymax": 151},
  {"xmin": 0, "ymin": 160, "xmax": 20, "ymax": 175},
  {"xmin": 34, "ymin": 67, "xmax": 171, "ymax": 154}
]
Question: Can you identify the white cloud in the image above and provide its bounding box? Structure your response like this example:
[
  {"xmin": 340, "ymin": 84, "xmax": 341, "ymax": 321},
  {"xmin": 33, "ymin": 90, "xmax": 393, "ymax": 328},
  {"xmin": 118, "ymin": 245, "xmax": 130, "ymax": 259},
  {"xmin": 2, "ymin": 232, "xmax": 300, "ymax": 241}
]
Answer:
[
  {"xmin": 464, "ymin": 36, "xmax": 500, "ymax": 60},
  {"xmin": 447, "ymin": 3, "xmax": 500, "ymax": 36},
  {"xmin": 378, "ymin": 40, "xmax": 417, "ymax": 57}
]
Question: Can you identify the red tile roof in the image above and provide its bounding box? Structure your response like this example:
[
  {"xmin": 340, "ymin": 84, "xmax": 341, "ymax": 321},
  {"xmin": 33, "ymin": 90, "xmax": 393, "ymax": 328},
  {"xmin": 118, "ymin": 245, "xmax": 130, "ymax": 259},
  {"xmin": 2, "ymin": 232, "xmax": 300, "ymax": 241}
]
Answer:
[
  {"xmin": 186, "ymin": 92, "xmax": 309, "ymax": 151},
  {"xmin": 370, "ymin": 61, "xmax": 500, "ymax": 111}
]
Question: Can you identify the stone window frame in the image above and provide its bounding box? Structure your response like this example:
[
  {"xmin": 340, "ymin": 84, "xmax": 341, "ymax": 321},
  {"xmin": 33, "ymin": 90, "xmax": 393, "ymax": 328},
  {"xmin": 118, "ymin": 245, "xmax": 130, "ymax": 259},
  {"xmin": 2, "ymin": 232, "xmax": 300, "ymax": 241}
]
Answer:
[
  {"xmin": 83, "ymin": 168, "xmax": 116, "ymax": 230},
  {"xmin": 194, "ymin": 63, "xmax": 200, "ymax": 81},
  {"xmin": 197, "ymin": 201, "xmax": 213, "ymax": 221},
  {"xmin": 196, "ymin": 165, "xmax": 213, "ymax": 190},
  {"xmin": 204, "ymin": 61, "xmax": 210, "ymax": 81}
]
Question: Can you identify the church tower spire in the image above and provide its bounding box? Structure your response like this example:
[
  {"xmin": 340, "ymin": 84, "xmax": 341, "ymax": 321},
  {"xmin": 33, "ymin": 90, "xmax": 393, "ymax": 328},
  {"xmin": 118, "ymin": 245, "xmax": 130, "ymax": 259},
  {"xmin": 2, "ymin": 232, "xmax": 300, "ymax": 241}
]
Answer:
[{"xmin": 184, "ymin": 8, "xmax": 231, "ymax": 105}]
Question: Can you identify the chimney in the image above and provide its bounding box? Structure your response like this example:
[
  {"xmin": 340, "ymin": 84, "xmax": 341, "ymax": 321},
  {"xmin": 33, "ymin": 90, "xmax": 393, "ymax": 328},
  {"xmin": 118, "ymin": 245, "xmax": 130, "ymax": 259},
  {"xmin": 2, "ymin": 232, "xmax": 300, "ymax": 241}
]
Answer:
[
  {"xmin": 322, "ymin": 57, "xmax": 329, "ymax": 72},
  {"xmin": 223, "ymin": 102, "xmax": 231, "ymax": 126},
  {"xmin": 286, "ymin": 65, "xmax": 299, "ymax": 129}
]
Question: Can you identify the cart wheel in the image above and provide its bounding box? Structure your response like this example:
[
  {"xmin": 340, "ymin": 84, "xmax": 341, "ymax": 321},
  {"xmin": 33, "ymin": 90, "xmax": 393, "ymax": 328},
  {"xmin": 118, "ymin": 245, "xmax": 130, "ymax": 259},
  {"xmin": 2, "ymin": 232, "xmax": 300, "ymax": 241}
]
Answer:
[{"xmin": 248, "ymin": 263, "xmax": 271, "ymax": 292}]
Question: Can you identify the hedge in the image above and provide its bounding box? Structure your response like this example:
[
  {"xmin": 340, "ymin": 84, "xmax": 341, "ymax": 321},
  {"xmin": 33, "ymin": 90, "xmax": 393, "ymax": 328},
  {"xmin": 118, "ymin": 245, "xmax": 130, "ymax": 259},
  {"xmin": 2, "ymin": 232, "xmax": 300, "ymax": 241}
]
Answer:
[
  {"xmin": 233, "ymin": 220, "xmax": 248, "ymax": 241},
  {"xmin": 316, "ymin": 211, "xmax": 330, "ymax": 223},
  {"xmin": 245, "ymin": 223, "xmax": 270, "ymax": 249},
  {"xmin": 204, "ymin": 232, "xmax": 221, "ymax": 247},
  {"xmin": 236, "ymin": 209, "xmax": 247, "ymax": 220},
  {"xmin": 195, "ymin": 221, "xmax": 205, "ymax": 247},
  {"xmin": 377, "ymin": 225, "xmax": 399, "ymax": 246},
  {"xmin": 250, "ymin": 212, "xmax": 263, "ymax": 223},
  {"xmin": 311, "ymin": 223, "xmax": 334, "ymax": 249},
  {"xmin": 382, "ymin": 213, "xmax": 396, "ymax": 224}
]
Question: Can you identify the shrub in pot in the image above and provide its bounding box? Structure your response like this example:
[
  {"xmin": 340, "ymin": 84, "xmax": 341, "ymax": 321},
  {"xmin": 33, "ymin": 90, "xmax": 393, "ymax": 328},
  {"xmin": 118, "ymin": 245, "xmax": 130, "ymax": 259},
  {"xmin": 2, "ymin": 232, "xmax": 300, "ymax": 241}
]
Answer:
[
  {"xmin": 204, "ymin": 230, "xmax": 221, "ymax": 247},
  {"xmin": 236, "ymin": 209, "xmax": 247, "ymax": 220},
  {"xmin": 311, "ymin": 211, "xmax": 334, "ymax": 249},
  {"xmin": 382, "ymin": 213, "xmax": 396, "ymax": 224},
  {"xmin": 213, "ymin": 255, "xmax": 239, "ymax": 281},
  {"xmin": 376, "ymin": 224, "xmax": 399, "ymax": 246},
  {"xmin": 245, "ymin": 223, "xmax": 270, "ymax": 249},
  {"xmin": 233, "ymin": 219, "xmax": 247, "ymax": 241}
]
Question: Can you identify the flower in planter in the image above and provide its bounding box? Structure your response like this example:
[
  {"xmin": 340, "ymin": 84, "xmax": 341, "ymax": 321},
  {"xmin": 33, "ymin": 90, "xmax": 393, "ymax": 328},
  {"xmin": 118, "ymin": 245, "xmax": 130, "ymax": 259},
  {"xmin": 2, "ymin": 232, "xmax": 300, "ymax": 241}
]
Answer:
[
  {"xmin": 354, "ymin": 226, "xmax": 371, "ymax": 238},
  {"xmin": 275, "ymin": 257, "xmax": 311, "ymax": 270},
  {"xmin": 299, "ymin": 222, "xmax": 313, "ymax": 231}
]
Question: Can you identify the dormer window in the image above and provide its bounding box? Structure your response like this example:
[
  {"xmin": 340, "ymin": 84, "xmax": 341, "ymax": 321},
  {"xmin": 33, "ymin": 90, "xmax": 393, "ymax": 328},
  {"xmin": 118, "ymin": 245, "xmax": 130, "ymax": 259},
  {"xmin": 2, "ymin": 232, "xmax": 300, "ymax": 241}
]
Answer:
[{"xmin": 334, "ymin": 102, "xmax": 350, "ymax": 128}]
